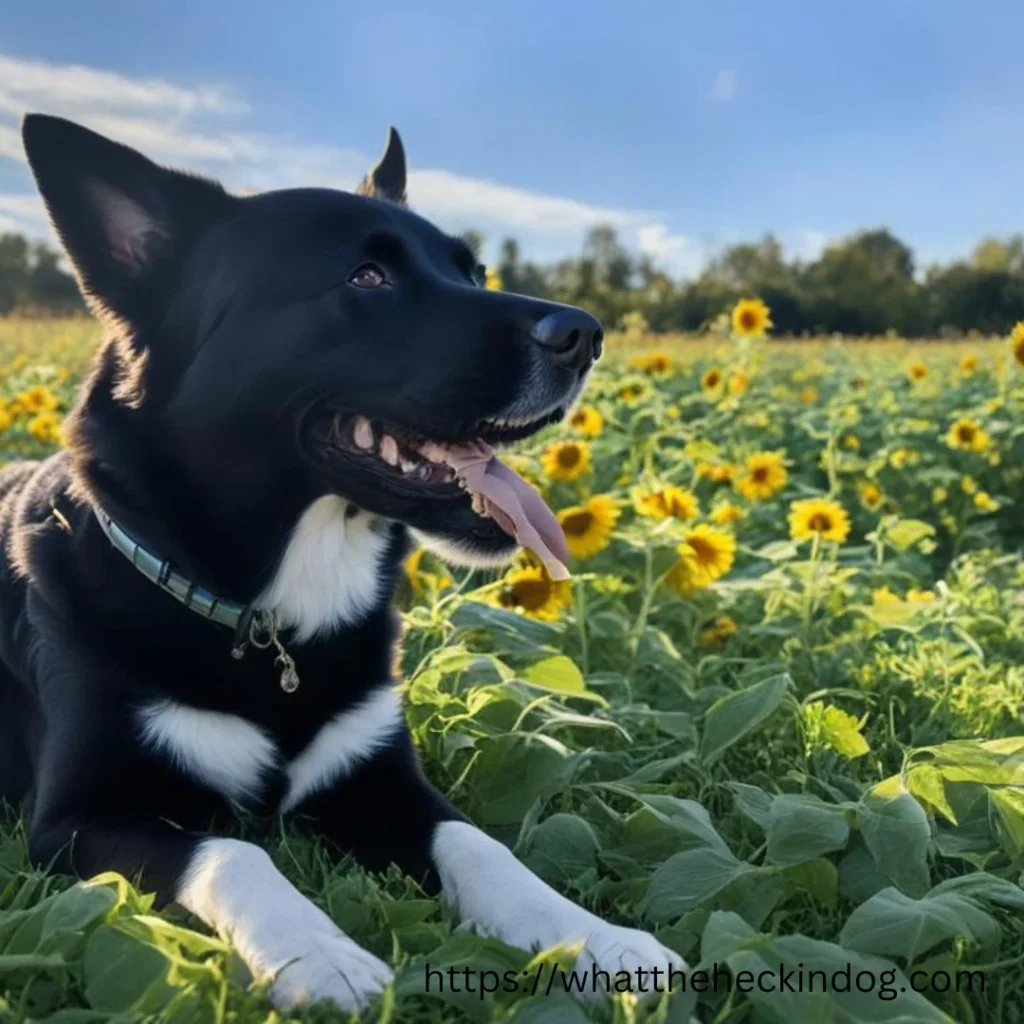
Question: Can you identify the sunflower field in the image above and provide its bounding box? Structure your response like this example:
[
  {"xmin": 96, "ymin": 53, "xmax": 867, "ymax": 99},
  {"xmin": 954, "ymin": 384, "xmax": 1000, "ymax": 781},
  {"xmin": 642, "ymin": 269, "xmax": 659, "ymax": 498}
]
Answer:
[{"xmin": 1, "ymin": 310, "xmax": 1024, "ymax": 1023}]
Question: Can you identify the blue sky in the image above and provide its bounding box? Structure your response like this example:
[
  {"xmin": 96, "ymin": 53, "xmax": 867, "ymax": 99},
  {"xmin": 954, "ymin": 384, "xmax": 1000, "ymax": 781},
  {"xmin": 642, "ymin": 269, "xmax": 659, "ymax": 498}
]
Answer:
[{"xmin": 1, "ymin": 1, "xmax": 1021, "ymax": 275}]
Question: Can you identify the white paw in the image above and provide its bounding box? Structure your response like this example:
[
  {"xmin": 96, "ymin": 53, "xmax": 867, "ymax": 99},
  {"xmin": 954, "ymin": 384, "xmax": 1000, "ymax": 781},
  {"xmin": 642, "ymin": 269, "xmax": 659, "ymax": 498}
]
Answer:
[
  {"xmin": 432, "ymin": 823, "xmax": 686, "ymax": 1001},
  {"xmin": 268, "ymin": 928, "xmax": 394, "ymax": 1011},
  {"xmin": 575, "ymin": 918, "xmax": 687, "ymax": 997}
]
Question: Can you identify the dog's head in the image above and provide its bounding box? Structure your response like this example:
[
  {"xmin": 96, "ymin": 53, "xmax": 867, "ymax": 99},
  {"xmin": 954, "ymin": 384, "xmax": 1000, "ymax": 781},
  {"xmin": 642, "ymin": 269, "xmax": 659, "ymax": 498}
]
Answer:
[{"xmin": 22, "ymin": 115, "xmax": 602, "ymax": 573}]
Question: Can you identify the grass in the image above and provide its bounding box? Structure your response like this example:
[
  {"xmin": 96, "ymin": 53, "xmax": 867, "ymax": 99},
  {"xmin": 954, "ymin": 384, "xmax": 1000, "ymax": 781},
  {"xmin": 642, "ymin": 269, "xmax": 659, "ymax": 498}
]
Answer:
[{"xmin": 1, "ymin": 314, "xmax": 1024, "ymax": 1023}]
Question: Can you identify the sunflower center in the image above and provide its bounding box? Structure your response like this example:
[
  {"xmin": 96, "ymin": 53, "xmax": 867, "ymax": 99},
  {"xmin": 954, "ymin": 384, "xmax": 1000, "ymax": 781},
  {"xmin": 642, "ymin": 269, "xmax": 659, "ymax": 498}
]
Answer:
[
  {"xmin": 807, "ymin": 512, "xmax": 834, "ymax": 532},
  {"xmin": 687, "ymin": 536, "xmax": 717, "ymax": 566},
  {"xmin": 751, "ymin": 466, "xmax": 769, "ymax": 483},
  {"xmin": 557, "ymin": 446, "xmax": 581, "ymax": 469},
  {"xmin": 706, "ymin": 372, "xmax": 721, "ymax": 387},
  {"xmin": 958, "ymin": 426, "xmax": 975, "ymax": 443},
  {"xmin": 505, "ymin": 578, "xmax": 551, "ymax": 611},
  {"xmin": 739, "ymin": 312, "xmax": 756, "ymax": 331},
  {"xmin": 561, "ymin": 511, "xmax": 594, "ymax": 536}
]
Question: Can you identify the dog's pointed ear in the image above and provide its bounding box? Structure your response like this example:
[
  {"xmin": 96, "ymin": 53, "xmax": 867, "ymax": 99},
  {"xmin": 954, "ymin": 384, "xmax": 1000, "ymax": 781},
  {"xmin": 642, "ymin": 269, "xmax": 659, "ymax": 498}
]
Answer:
[
  {"xmin": 355, "ymin": 126, "xmax": 407, "ymax": 204},
  {"xmin": 22, "ymin": 114, "xmax": 236, "ymax": 321}
]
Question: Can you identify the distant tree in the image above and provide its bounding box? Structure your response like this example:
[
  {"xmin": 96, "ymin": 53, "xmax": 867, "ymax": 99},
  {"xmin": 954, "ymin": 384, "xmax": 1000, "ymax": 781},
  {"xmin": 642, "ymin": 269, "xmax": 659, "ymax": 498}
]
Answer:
[
  {"xmin": 0, "ymin": 233, "xmax": 82, "ymax": 314},
  {"xmin": 0, "ymin": 234, "xmax": 31, "ymax": 313},
  {"xmin": 802, "ymin": 229, "xmax": 928, "ymax": 336}
]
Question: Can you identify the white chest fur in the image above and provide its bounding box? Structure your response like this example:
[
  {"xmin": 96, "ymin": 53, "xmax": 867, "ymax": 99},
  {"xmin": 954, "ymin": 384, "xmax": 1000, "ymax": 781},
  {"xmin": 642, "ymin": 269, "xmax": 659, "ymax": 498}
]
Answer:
[
  {"xmin": 139, "ymin": 686, "xmax": 403, "ymax": 809},
  {"xmin": 256, "ymin": 495, "xmax": 390, "ymax": 643}
]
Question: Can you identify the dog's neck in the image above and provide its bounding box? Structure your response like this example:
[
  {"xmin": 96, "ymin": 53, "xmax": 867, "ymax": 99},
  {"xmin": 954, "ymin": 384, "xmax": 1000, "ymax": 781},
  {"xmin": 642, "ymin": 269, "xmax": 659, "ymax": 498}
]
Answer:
[{"xmin": 67, "ymin": 341, "xmax": 404, "ymax": 633}]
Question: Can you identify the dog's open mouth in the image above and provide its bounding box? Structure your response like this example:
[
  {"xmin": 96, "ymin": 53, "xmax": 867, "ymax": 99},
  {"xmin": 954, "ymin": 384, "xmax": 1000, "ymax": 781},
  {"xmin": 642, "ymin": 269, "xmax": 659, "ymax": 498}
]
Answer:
[{"xmin": 316, "ymin": 411, "xmax": 570, "ymax": 579}]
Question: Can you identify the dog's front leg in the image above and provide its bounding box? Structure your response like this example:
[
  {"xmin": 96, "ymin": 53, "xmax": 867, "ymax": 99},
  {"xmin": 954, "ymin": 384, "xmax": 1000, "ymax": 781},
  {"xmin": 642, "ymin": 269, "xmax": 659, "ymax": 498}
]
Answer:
[
  {"xmin": 294, "ymin": 728, "xmax": 686, "ymax": 996},
  {"xmin": 29, "ymin": 725, "xmax": 392, "ymax": 1012}
]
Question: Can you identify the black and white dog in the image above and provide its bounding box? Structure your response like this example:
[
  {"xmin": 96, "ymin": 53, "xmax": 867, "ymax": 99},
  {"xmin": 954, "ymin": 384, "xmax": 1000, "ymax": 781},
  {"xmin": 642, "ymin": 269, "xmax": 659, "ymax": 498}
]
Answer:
[{"xmin": 0, "ymin": 114, "xmax": 682, "ymax": 1010}]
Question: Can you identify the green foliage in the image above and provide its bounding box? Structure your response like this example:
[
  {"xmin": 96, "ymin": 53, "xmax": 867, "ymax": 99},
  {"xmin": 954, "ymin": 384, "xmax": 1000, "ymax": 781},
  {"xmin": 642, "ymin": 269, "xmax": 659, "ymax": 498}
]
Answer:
[{"xmin": 2, "ymin": 330, "xmax": 1024, "ymax": 1020}]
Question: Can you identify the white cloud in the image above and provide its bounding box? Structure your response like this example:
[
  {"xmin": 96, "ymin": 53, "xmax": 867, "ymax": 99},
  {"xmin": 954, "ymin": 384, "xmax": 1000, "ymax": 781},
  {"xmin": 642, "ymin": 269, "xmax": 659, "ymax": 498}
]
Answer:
[
  {"xmin": 0, "ymin": 52, "xmax": 698, "ymax": 273},
  {"xmin": 636, "ymin": 224, "xmax": 705, "ymax": 277},
  {"xmin": 0, "ymin": 53, "xmax": 246, "ymax": 119},
  {"xmin": 710, "ymin": 69, "xmax": 738, "ymax": 103}
]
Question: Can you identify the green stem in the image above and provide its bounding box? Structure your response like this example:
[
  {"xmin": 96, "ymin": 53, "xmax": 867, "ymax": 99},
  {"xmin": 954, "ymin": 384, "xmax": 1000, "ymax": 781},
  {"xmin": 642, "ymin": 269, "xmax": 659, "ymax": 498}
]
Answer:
[{"xmin": 575, "ymin": 581, "xmax": 590, "ymax": 677}]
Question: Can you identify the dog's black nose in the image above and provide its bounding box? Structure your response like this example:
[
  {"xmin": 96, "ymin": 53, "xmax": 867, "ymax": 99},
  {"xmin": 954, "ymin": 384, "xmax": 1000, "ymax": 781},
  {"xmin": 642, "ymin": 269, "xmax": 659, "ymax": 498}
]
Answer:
[{"xmin": 530, "ymin": 309, "xmax": 603, "ymax": 371}]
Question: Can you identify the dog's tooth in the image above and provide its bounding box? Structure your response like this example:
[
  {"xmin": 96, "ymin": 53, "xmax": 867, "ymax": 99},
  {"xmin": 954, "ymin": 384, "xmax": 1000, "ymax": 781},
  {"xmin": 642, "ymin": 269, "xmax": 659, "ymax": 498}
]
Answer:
[
  {"xmin": 353, "ymin": 416, "xmax": 374, "ymax": 450},
  {"xmin": 380, "ymin": 434, "xmax": 400, "ymax": 466}
]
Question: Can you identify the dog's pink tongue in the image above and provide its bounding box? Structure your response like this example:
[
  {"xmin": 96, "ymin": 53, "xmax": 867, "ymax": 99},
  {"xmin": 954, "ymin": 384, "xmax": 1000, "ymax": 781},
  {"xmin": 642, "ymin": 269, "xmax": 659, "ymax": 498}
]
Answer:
[{"xmin": 423, "ymin": 441, "xmax": 570, "ymax": 581}]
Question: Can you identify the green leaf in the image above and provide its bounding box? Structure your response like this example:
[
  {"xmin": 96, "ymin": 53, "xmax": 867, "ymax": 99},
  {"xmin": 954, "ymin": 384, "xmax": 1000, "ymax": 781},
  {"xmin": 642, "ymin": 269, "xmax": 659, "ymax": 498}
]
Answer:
[
  {"xmin": 698, "ymin": 911, "xmax": 950, "ymax": 1022},
  {"xmin": 857, "ymin": 780, "xmax": 931, "ymax": 897},
  {"xmin": 782, "ymin": 858, "xmax": 839, "ymax": 905},
  {"xmin": 645, "ymin": 847, "xmax": 755, "ymax": 922},
  {"xmin": 928, "ymin": 872, "xmax": 1024, "ymax": 910},
  {"xmin": 519, "ymin": 656, "xmax": 606, "ymax": 705},
  {"xmin": 83, "ymin": 922, "xmax": 211, "ymax": 1019},
  {"xmin": 885, "ymin": 518, "xmax": 936, "ymax": 551},
  {"xmin": 766, "ymin": 795, "xmax": 850, "ymax": 866},
  {"xmin": 839, "ymin": 887, "xmax": 1000, "ymax": 958},
  {"xmin": 470, "ymin": 734, "xmax": 570, "ymax": 826},
  {"xmin": 725, "ymin": 782, "xmax": 774, "ymax": 830},
  {"xmin": 699, "ymin": 673, "xmax": 791, "ymax": 764},
  {"xmin": 520, "ymin": 814, "xmax": 600, "ymax": 885},
  {"xmin": 989, "ymin": 786, "xmax": 1024, "ymax": 858}
]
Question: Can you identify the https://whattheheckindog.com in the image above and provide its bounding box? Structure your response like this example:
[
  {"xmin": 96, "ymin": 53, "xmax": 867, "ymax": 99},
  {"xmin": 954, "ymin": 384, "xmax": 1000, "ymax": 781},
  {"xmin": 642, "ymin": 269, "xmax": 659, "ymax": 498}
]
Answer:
[{"xmin": 424, "ymin": 960, "xmax": 983, "ymax": 1001}]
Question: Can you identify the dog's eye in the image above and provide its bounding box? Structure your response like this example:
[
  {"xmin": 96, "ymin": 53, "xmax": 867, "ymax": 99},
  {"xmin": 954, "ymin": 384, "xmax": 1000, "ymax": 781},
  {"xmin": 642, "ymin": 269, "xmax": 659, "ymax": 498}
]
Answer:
[{"xmin": 348, "ymin": 263, "xmax": 388, "ymax": 289}]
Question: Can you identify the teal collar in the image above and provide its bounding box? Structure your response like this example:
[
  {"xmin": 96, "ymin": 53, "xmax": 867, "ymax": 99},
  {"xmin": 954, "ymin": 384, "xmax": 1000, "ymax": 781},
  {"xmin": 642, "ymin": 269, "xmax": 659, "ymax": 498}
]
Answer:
[
  {"xmin": 93, "ymin": 503, "xmax": 248, "ymax": 631},
  {"xmin": 92, "ymin": 504, "xmax": 301, "ymax": 692}
]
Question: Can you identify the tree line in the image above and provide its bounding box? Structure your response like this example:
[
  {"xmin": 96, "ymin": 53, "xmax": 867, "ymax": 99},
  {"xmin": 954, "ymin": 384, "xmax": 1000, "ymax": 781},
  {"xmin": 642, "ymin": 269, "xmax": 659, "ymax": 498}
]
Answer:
[
  {"xmin": 487, "ymin": 227, "xmax": 1024, "ymax": 337},
  {"xmin": 2, "ymin": 225, "xmax": 1023, "ymax": 336}
]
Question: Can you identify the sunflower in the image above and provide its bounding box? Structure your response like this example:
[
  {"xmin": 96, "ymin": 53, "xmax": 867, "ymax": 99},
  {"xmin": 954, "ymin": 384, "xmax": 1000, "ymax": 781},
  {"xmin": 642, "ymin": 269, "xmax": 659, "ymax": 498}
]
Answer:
[
  {"xmin": 618, "ymin": 381, "xmax": 651, "ymax": 406},
  {"xmin": 946, "ymin": 418, "xmax": 990, "ymax": 453},
  {"xmin": 906, "ymin": 588, "xmax": 935, "ymax": 604},
  {"xmin": 799, "ymin": 387, "xmax": 819, "ymax": 405},
  {"xmin": 569, "ymin": 404, "xmax": 604, "ymax": 438},
  {"xmin": 735, "ymin": 451, "xmax": 788, "ymax": 501},
  {"xmin": 629, "ymin": 350, "xmax": 673, "ymax": 376},
  {"xmin": 557, "ymin": 495, "xmax": 620, "ymax": 560},
  {"xmin": 484, "ymin": 267, "xmax": 503, "ymax": 290},
  {"xmin": 27, "ymin": 411, "xmax": 63, "ymax": 445},
  {"xmin": 728, "ymin": 370, "xmax": 750, "ymax": 396},
  {"xmin": 710, "ymin": 502, "xmax": 743, "ymax": 525},
  {"xmin": 403, "ymin": 547, "xmax": 451, "ymax": 594},
  {"xmin": 872, "ymin": 586, "xmax": 900, "ymax": 607},
  {"xmin": 632, "ymin": 484, "xmax": 699, "ymax": 521},
  {"xmin": 857, "ymin": 481, "xmax": 885, "ymax": 512},
  {"xmin": 541, "ymin": 440, "xmax": 590, "ymax": 481},
  {"xmin": 1011, "ymin": 321, "xmax": 1024, "ymax": 368},
  {"xmin": 906, "ymin": 361, "xmax": 928, "ymax": 382},
  {"xmin": 701, "ymin": 367, "xmax": 724, "ymax": 395},
  {"xmin": 696, "ymin": 461, "xmax": 734, "ymax": 483},
  {"xmin": 842, "ymin": 434, "xmax": 861, "ymax": 451},
  {"xmin": 698, "ymin": 616, "xmax": 738, "ymax": 648},
  {"xmin": 498, "ymin": 565, "xmax": 571, "ymax": 621},
  {"xmin": 974, "ymin": 492, "xmax": 999, "ymax": 513},
  {"xmin": 960, "ymin": 352, "xmax": 979, "ymax": 375},
  {"xmin": 17, "ymin": 385, "xmax": 59, "ymax": 414},
  {"xmin": 668, "ymin": 524, "xmax": 737, "ymax": 594},
  {"xmin": 731, "ymin": 297, "xmax": 772, "ymax": 338},
  {"xmin": 789, "ymin": 497, "xmax": 851, "ymax": 544}
]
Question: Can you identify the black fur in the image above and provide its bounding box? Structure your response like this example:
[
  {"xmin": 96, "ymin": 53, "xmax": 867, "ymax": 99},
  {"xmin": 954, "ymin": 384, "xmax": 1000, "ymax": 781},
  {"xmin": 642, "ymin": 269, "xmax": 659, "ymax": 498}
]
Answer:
[{"xmin": 2, "ymin": 115, "xmax": 602, "ymax": 905}]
